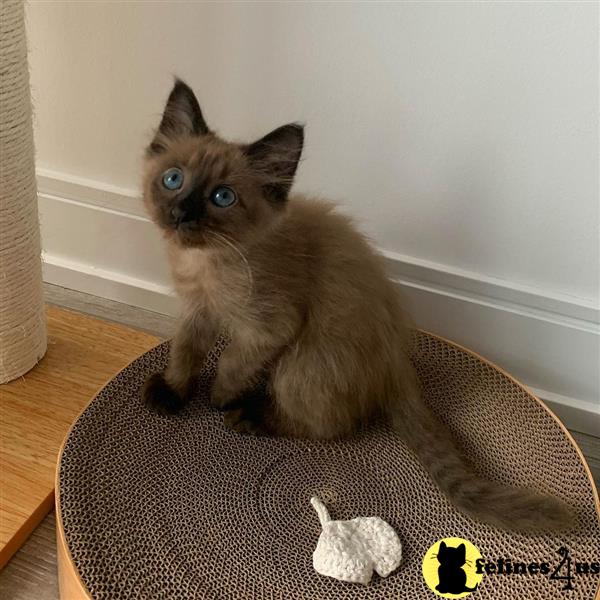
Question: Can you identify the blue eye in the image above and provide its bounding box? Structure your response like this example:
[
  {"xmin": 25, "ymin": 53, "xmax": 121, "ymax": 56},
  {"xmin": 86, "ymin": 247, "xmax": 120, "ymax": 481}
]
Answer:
[
  {"xmin": 162, "ymin": 167, "xmax": 184, "ymax": 190},
  {"xmin": 210, "ymin": 186, "xmax": 237, "ymax": 208}
]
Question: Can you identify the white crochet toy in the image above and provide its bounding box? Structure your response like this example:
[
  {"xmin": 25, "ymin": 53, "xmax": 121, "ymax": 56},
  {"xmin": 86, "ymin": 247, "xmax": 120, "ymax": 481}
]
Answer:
[{"xmin": 310, "ymin": 496, "xmax": 402, "ymax": 585}]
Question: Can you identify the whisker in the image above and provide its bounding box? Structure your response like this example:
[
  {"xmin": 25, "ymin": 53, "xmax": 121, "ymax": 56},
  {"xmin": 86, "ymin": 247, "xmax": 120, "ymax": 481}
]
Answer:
[{"xmin": 205, "ymin": 231, "xmax": 254, "ymax": 302}]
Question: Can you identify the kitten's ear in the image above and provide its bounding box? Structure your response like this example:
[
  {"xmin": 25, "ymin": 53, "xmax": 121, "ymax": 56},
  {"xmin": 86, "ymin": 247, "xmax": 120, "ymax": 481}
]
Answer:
[
  {"xmin": 458, "ymin": 544, "xmax": 466, "ymax": 558},
  {"xmin": 245, "ymin": 123, "xmax": 304, "ymax": 202},
  {"xmin": 439, "ymin": 541, "xmax": 447, "ymax": 551},
  {"xmin": 148, "ymin": 79, "xmax": 209, "ymax": 155}
]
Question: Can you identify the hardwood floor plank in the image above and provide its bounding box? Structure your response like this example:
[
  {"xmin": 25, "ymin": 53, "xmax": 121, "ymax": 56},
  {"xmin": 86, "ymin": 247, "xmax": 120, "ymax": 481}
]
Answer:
[
  {"xmin": 571, "ymin": 430, "xmax": 600, "ymax": 462},
  {"xmin": 44, "ymin": 283, "xmax": 176, "ymax": 340},
  {"xmin": 0, "ymin": 513, "xmax": 57, "ymax": 600}
]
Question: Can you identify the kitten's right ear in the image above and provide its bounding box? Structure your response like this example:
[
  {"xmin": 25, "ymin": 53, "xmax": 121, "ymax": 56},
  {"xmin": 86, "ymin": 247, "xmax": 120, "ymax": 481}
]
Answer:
[
  {"xmin": 439, "ymin": 541, "xmax": 447, "ymax": 551},
  {"xmin": 148, "ymin": 79, "xmax": 209, "ymax": 156}
]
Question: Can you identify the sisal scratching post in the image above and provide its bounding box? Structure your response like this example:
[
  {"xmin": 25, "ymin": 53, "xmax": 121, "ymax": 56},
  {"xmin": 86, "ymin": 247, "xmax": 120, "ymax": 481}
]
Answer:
[{"xmin": 0, "ymin": 0, "xmax": 47, "ymax": 383}]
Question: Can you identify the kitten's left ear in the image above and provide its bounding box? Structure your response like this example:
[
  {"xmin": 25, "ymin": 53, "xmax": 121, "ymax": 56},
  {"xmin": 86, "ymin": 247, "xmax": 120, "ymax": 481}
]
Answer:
[
  {"xmin": 245, "ymin": 123, "xmax": 304, "ymax": 202},
  {"xmin": 148, "ymin": 79, "xmax": 209, "ymax": 155}
]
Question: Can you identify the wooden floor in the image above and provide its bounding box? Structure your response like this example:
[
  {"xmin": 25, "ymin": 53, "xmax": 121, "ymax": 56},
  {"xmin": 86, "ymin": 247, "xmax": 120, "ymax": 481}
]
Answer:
[
  {"xmin": 0, "ymin": 514, "xmax": 57, "ymax": 600},
  {"xmin": 0, "ymin": 304, "xmax": 160, "ymax": 571},
  {"xmin": 0, "ymin": 283, "xmax": 597, "ymax": 600}
]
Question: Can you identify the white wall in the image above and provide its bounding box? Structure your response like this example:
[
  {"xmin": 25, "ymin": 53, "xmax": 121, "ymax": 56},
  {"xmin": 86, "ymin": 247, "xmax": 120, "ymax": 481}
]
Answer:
[{"xmin": 25, "ymin": 2, "xmax": 599, "ymax": 432}]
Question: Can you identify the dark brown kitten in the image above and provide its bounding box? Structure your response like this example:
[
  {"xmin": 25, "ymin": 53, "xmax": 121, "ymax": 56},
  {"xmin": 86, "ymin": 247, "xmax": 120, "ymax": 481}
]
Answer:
[{"xmin": 141, "ymin": 79, "xmax": 574, "ymax": 532}]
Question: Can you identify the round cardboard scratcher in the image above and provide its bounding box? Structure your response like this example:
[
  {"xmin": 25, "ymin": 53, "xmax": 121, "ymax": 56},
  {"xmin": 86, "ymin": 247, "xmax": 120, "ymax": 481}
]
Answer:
[{"xmin": 58, "ymin": 332, "xmax": 600, "ymax": 599}]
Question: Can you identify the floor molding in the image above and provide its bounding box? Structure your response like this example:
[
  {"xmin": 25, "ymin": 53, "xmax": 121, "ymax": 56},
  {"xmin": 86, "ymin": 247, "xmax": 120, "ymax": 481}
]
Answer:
[{"xmin": 42, "ymin": 253, "xmax": 179, "ymax": 317}]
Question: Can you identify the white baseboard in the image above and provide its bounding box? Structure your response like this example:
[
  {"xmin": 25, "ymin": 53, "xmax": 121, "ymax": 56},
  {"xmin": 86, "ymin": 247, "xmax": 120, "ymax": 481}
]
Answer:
[
  {"xmin": 37, "ymin": 168, "xmax": 600, "ymax": 436},
  {"xmin": 42, "ymin": 254, "xmax": 179, "ymax": 316}
]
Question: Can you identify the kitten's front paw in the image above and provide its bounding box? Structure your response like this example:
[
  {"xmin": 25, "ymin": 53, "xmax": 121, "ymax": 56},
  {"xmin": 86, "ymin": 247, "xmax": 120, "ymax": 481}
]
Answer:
[
  {"xmin": 143, "ymin": 372, "xmax": 187, "ymax": 415},
  {"xmin": 223, "ymin": 408, "xmax": 267, "ymax": 436},
  {"xmin": 210, "ymin": 385, "xmax": 237, "ymax": 411}
]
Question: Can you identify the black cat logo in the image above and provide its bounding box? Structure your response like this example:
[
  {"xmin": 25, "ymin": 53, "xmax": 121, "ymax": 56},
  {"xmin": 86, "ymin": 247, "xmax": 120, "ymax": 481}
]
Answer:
[
  {"xmin": 435, "ymin": 541, "xmax": 479, "ymax": 595},
  {"xmin": 422, "ymin": 537, "xmax": 483, "ymax": 597}
]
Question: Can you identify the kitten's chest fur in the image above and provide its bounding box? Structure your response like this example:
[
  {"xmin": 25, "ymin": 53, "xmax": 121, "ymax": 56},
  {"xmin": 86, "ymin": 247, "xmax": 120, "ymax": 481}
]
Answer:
[
  {"xmin": 169, "ymin": 245, "xmax": 217, "ymax": 298},
  {"xmin": 168, "ymin": 243, "xmax": 251, "ymax": 325}
]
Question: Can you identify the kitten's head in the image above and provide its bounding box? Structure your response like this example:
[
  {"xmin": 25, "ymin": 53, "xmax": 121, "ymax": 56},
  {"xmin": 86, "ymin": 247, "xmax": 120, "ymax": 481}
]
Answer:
[
  {"xmin": 143, "ymin": 79, "xmax": 303, "ymax": 248},
  {"xmin": 437, "ymin": 542, "xmax": 466, "ymax": 567}
]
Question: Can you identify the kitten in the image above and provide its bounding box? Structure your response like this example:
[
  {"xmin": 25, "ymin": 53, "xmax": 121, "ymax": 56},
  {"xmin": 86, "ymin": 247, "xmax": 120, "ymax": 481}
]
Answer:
[{"xmin": 142, "ymin": 79, "xmax": 574, "ymax": 532}]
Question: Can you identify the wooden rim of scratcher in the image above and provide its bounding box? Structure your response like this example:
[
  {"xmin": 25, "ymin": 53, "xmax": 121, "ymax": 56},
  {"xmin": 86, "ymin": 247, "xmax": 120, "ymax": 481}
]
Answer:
[
  {"xmin": 55, "ymin": 332, "xmax": 600, "ymax": 600},
  {"xmin": 0, "ymin": 0, "xmax": 47, "ymax": 383}
]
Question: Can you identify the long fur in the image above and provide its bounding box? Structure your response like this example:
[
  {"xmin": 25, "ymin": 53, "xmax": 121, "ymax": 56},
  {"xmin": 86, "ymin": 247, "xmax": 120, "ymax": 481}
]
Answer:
[{"xmin": 142, "ymin": 80, "xmax": 574, "ymax": 532}]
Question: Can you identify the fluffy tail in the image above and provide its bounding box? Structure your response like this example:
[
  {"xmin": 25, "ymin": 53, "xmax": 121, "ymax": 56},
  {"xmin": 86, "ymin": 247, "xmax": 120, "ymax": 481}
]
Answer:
[{"xmin": 392, "ymin": 381, "xmax": 575, "ymax": 532}]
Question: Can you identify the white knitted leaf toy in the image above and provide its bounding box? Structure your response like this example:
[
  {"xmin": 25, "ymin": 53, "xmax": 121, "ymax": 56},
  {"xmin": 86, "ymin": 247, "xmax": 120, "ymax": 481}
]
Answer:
[{"xmin": 310, "ymin": 496, "xmax": 402, "ymax": 585}]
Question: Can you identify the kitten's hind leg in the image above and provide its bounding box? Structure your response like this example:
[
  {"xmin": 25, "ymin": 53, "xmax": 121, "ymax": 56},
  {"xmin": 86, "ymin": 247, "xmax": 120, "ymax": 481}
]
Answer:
[
  {"xmin": 211, "ymin": 338, "xmax": 279, "ymax": 409},
  {"xmin": 222, "ymin": 380, "xmax": 273, "ymax": 436},
  {"xmin": 223, "ymin": 407, "xmax": 266, "ymax": 436}
]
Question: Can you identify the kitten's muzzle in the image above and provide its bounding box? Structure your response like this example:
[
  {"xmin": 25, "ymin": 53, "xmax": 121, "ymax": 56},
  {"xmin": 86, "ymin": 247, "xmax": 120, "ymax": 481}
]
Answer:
[{"xmin": 170, "ymin": 193, "xmax": 205, "ymax": 230}]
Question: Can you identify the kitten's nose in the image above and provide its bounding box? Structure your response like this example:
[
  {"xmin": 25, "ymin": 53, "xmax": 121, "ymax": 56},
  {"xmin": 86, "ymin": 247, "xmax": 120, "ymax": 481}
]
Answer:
[
  {"xmin": 170, "ymin": 193, "xmax": 204, "ymax": 227},
  {"xmin": 170, "ymin": 204, "xmax": 186, "ymax": 225}
]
